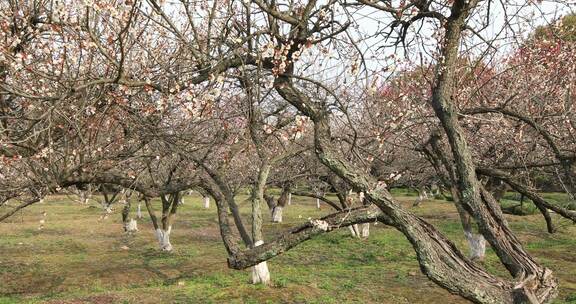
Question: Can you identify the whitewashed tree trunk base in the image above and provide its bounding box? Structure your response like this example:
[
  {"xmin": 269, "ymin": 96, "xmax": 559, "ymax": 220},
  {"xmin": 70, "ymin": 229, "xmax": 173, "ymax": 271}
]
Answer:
[
  {"xmin": 464, "ymin": 231, "xmax": 486, "ymax": 261},
  {"xmin": 316, "ymin": 198, "xmax": 320, "ymax": 209},
  {"xmin": 137, "ymin": 203, "xmax": 142, "ymax": 219},
  {"xmin": 272, "ymin": 206, "xmax": 283, "ymax": 223},
  {"xmin": 360, "ymin": 223, "xmax": 370, "ymax": 238},
  {"xmin": 288, "ymin": 193, "xmax": 292, "ymax": 205},
  {"xmin": 155, "ymin": 227, "xmax": 173, "ymax": 252},
  {"xmin": 348, "ymin": 224, "xmax": 360, "ymax": 238},
  {"xmin": 125, "ymin": 219, "xmax": 138, "ymax": 233},
  {"xmin": 203, "ymin": 196, "xmax": 210, "ymax": 209},
  {"xmin": 250, "ymin": 240, "xmax": 271, "ymax": 285}
]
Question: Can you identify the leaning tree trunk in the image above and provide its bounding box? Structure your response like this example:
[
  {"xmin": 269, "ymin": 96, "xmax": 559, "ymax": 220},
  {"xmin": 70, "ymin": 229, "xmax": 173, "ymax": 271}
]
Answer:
[
  {"xmin": 427, "ymin": 1, "xmax": 557, "ymax": 300},
  {"xmin": 273, "ymin": 66, "xmax": 556, "ymax": 303}
]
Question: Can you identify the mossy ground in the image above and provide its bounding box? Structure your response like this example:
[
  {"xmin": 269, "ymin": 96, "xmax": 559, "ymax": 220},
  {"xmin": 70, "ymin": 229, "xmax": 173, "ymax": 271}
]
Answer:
[{"xmin": 0, "ymin": 192, "xmax": 575, "ymax": 303}]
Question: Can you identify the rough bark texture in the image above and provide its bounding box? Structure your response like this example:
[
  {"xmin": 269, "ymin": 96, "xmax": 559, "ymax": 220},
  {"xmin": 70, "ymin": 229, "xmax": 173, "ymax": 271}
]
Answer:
[
  {"xmin": 198, "ymin": 163, "xmax": 253, "ymax": 247},
  {"xmin": 272, "ymin": 46, "xmax": 556, "ymax": 303},
  {"xmin": 251, "ymin": 164, "xmax": 272, "ymax": 284},
  {"xmin": 428, "ymin": 0, "xmax": 557, "ymax": 300},
  {"xmin": 452, "ymin": 186, "xmax": 486, "ymax": 261}
]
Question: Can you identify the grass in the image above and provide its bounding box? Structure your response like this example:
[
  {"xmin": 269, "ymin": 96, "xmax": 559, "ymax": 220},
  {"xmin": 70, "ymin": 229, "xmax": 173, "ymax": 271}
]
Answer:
[{"xmin": 0, "ymin": 193, "xmax": 575, "ymax": 303}]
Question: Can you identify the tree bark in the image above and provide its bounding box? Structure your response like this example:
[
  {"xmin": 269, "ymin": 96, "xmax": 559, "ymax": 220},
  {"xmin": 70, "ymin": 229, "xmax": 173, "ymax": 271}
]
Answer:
[
  {"xmin": 251, "ymin": 163, "xmax": 272, "ymax": 285},
  {"xmin": 272, "ymin": 188, "xmax": 289, "ymax": 223},
  {"xmin": 121, "ymin": 199, "xmax": 131, "ymax": 232},
  {"xmin": 272, "ymin": 65, "xmax": 556, "ymax": 304},
  {"xmin": 428, "ymin": 0, "xmax": 557, "ymax": 300}
]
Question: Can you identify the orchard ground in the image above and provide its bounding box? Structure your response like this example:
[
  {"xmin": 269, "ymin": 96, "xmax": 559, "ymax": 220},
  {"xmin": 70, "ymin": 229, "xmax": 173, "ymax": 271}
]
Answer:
[{"xmin": 0, "ymin": 191, "xmax": 575, "ymax": 304}]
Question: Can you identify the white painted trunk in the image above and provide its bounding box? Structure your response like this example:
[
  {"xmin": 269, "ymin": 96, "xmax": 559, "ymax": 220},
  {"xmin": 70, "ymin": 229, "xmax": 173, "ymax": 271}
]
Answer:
[
  {"xmin": 360, "ymin": 223, "xmax": 370, "ymax": 238},
  {"xmin": 80, "ymin": 192, "xmax": 89, "ymax": 204},
  {"xmin": 464, "ymin": 231, "xmax": 486, "ymax": 261},
  {"xmin": 272, "ymin": 206, "xmax": 283, "ymax": 223},
  {"xmin": 251, "ymin": 240, "xmax": 271, "ymax": 285},
  {"xmin": 203, "ymin": 196, "xmax": 210, "ymax": 209},
  {"xmin": 348, "ymin": 224, "xmax": 360, "ymax": 238},
  {"xmin": 316, "ymin": 198, "xmax": 321, "ymax": 209},
  {"xmin": 288, "ymin": 193, "xmax": 292, "ymax": 205},
  {"xmin": 155, "ymin": 227, "xmax": 173, "ymax": 252},
  {"xmin": 413, "ymin": 193, "xmax": 424, "ymax": 206},
  {"xmin": 125, "ymin": 219, "xmax": 138, "ymax": 232},
  {"xmin": 137, "ymin": 203, "xmax": 142, "ymax": 219},
  {"xmin": 104, "ymin": 205, "xmax": 112, "ymax": 214}
]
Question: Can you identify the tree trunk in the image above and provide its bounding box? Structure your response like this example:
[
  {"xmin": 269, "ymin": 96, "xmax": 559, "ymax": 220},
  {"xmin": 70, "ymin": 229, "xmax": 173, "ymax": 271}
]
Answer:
[
  {"xmin": 251, "ymin": 163, "xmax": 272, "ymax": 284},
  {"xmin": 250, "ymin": 240, "xmax": 271, "ymax": 285},
  {"xmin": 272, "ymin": 188, "xmax": 289, "ymax": 223},
  {"xmin": 452, "ymin": 186, "xmax": 486, "ymax": 261},
  {"xmin": 316, "ymin": 198, "xmax": 320, "ymax": 209},
  {"xmin": 126, "ymin": 219, "xmax": 138, "ymax": 233},
  {"xmin": 288, "ymin": 193, "xmax": 292, "ymax": 205},
  {"xmin": 360, "ymin": 223, "xmax": 370, "ymax": 238},
  {"xmin": 203, "ymin": 196, "xmax": 210, "ymax": 209},
  {"xmin": 145, "ymin": 197, "xmax": 175, "ymax": 252},
  {"xmin": 122, "ymin": 199, "xmax": 131, "ymax": 232},
  {"xmin": 155, "ymin": 226, "xmax": 173, "ymax": 251},
  {"xmin": 348, "ymin": 224, "xmax": 360, "ymax": 238},
  {"xmin": 413, "ymin": 187, "xmax": 428, "ymax": 207},
  {"xmin": 428, "ymin": 1, "xmax": 557, "ymax": 299},
  {"xmin": 272, "ymin": 206, "xmax": 283, "ymax": 223},
  {"xmin": 273, "ymin": 69, "xmax": 557, "ymax": 303}
]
